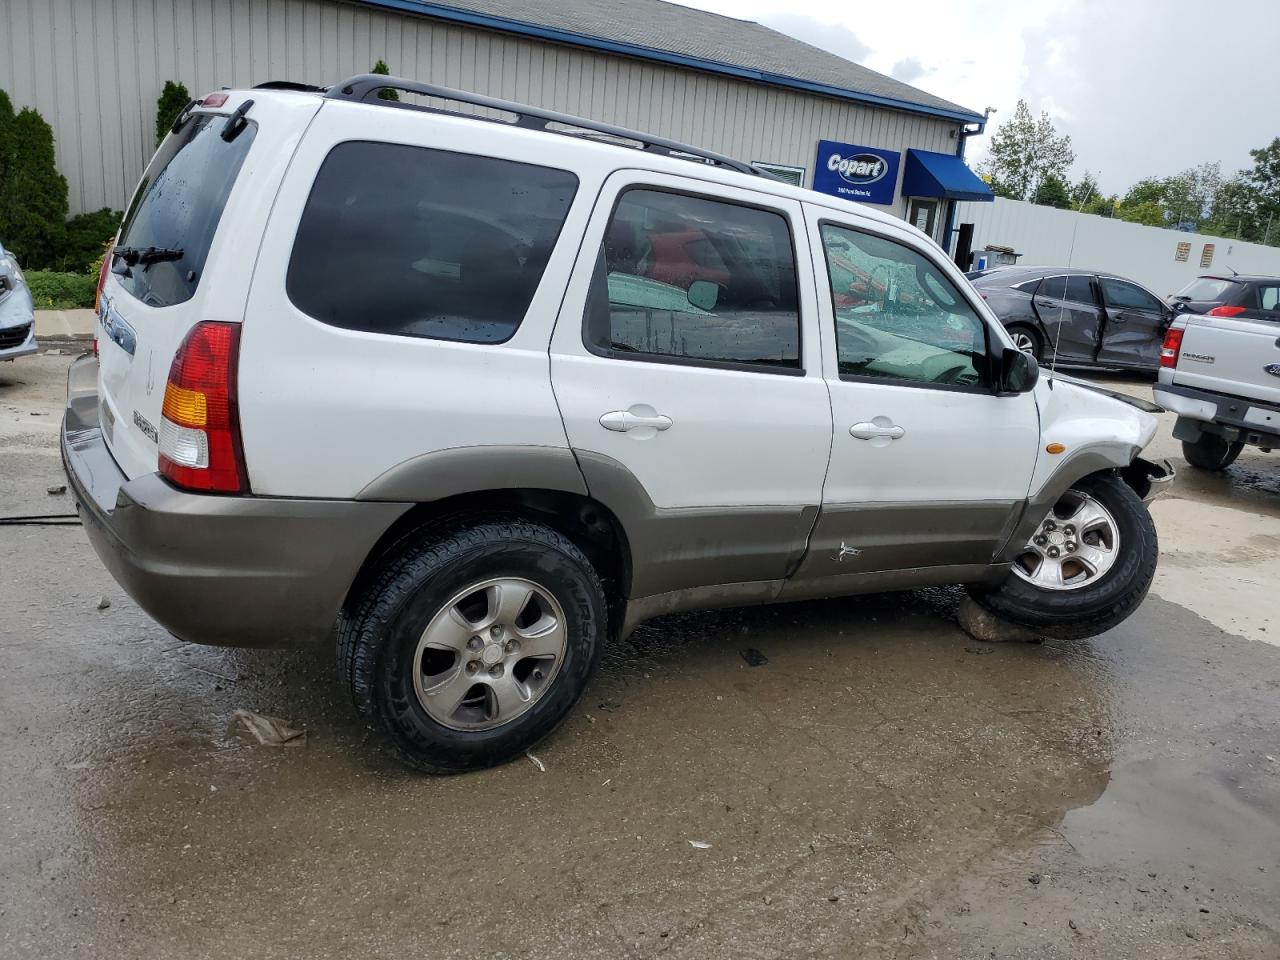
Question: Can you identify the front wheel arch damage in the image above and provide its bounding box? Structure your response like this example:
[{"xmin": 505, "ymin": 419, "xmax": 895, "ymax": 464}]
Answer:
[{"xmin": 973, "ymin": 470, "xmax": 1158, "ymax": 640}]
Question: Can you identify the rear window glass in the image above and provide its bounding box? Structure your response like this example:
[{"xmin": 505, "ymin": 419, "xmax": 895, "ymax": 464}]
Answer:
[
  {"xmin": 115, "ymin": 112, "xmax": 256, "ymax": 307},
  {"xmin": 1174, "ymin": 277, "xmax": 1236, "ymax": 302},
  {"xmin": 287, "ymin": 141, "xmax": 578, "ymax": 344}
]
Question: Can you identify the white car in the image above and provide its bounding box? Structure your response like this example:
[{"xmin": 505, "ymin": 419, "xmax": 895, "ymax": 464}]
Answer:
[
  {"xmin": 63, "ymin": 75, "xmax": 1172, "ymax": 773},
  {"xmin": 0, "ymin": 243, "xmax": 37, "ymax": 360}
]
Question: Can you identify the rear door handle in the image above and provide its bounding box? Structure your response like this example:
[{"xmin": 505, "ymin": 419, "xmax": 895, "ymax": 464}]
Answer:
[
  {"xmin": 1035, "ymin": 299, "xmax": 1057, "ymax": 309},
  {"xmin": 600, "ymin": 410, "xmax": 673, "ymax": 432},
  {"xmin": 850, "ymin": 421, "xmax": 905, "ymax": 440}
]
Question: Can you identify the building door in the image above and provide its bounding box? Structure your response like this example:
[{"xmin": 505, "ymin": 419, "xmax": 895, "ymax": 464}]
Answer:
[{"xmin": 906, "ymin": 198, "xmax": 939, "ymax": 239}]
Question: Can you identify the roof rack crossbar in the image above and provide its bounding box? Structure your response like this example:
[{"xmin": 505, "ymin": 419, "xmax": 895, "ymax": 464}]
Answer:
[{"xmin": 325, "ymin": 73, "xmax": 761, "ymax": 176}]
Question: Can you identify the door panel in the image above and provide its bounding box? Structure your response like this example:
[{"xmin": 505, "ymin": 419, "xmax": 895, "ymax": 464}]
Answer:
[
  {"xmin": 549, "ymin": 172, "xmax": 833, "ymax": 599},
  {"xmin": 1097, "ymin": 277, "xmax": 1168, "ymax": 369},
  {"xmin": 1030, "ymin": 274, "xmax": 1101, "ymax": 362},
  {"xmin": 796, "ymin": 204, "xmax": 1040, "ymax": 587}
]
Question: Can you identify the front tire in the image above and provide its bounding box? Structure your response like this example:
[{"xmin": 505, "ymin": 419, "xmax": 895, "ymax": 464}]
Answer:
[
  {"xmin": 971, "ymin": 474, "xmax": 1157, "ymax": 640},
  {"xmin": 339, "ymin": 519, "xmax": 606, "ymax": 773},
  {"xmin": 1181, "ymin": 433, "xmax": 1243, "ymax": 471}
]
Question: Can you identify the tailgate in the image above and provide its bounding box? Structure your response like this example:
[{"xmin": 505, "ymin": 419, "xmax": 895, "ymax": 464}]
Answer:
[
  {"xmin": 98, "ymin": 94, "xmax": 318, "ymax": 479},
  {"xmin": 1173, "ymin": 314, "xmax": 1280, "ymax": 406}
]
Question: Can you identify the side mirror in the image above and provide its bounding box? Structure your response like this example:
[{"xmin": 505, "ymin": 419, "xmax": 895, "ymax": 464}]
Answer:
[
  {"xmin": 687, "ymin": 280, "xmax": 720, "ymax": 312},
  {"xmin": 999, "ymin": 347, "xmax": 1039, "ymax": 395}
]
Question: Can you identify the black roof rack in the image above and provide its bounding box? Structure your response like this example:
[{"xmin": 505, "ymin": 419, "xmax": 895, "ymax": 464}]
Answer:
[
  {"xmin": 254, "ymin": 80, "xmax": 328, "ymax": 92},
  {"xmin": 325, "ymin": 73, "xmax": 764, "ymax": 177}
]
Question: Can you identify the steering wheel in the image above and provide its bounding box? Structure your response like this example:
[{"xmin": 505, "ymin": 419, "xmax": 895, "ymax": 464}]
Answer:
[{"xmin": 937, "ymin": 365, "xmax": 980, "ymax": 387}]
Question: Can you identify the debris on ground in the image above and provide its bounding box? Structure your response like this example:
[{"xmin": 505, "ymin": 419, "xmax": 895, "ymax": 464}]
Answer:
[
  {"xmin": 964, "ymin": 646, "xmax": 994, "ymax": 656},
  {"xmin": 228, "ymin": 709, "xmax": 306, "ymax": 747},
  {"xmin": 46, "ymin": 484, "xmax": 66, "ymax": 495},
  {"xmin": 740, "ymin": 647, "xmax": 769, "ymax": 667},
  {"xmin": 96, "ymin": 596, "xmax": 111, "ymax": 610},
  {"xmin": 688, "ymin": 840, "xmax": 712, "ymax": 849},
  {"xmin": 525, "ymin": 750, "xmax": 546, "ymax": 772},
  {"xmin": 957, "ymin": 597, "xmax": 1044, "ymax": 643},
  {"xmin": 1028, "ymin": 874, "xmax": 1042, "ymax": 885}
]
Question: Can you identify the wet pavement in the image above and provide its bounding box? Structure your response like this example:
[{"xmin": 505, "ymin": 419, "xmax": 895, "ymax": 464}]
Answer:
[{"xmin": 2, "ymin": 352, "xmax": 1278, "ymax": 959}]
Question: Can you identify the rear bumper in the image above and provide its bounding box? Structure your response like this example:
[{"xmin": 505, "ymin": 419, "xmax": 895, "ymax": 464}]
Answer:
[
  {"xmin": 1154, "ymin": 383, "xmax": 1280, "ymax": 448},
  {"xmin": 61, "ymin": 355, "xmax": 412, "ymax": 648}
]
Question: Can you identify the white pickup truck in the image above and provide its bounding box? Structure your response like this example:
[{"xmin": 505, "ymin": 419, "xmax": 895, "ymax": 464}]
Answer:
[{"xmin": 1154, "ymin": 311, "xmax": 1280, "ymax": 469}]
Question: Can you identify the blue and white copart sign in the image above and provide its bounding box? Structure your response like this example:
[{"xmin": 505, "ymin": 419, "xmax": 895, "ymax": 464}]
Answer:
[{"xmin": 811, "ymin": 140, "xmax": 901, "ymax": 205}]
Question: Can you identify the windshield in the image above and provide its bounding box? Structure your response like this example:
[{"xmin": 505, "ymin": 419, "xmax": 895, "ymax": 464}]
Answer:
[
  {"xmin": 1173, "ymin": 277, "xmax": 1236, "ymax": 302},
  {"xmin": 115, "ymin": 112, "xmax": 256, "ymax": 307}
]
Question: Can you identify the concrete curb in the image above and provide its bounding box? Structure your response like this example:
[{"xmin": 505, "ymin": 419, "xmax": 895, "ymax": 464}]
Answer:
[{"xmin": 35, "ymin": 308, "xmax": 96, "ymax": 340}]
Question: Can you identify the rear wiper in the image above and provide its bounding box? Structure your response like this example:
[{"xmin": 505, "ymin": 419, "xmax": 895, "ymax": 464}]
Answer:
[{"xmin": 113, "ymin": 246, "xmax": 184, "ymax": 270}]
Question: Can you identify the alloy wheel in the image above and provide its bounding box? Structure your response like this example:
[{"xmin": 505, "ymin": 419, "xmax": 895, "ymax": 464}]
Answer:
[
  {"xmin": 1012, "ymin": 490, "xmax": 1121, "ymax": 591},
  {"xmin": 412, "ymin": 577, "xmax": 568, "ymax": 730}
]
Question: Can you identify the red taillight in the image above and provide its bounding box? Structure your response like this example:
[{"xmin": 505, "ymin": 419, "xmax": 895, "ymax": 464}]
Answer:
[
  {"xmin": 1159, "ymin": 327, "xmax": 1184, "ymax": 368},
  {"xmin": 157, "ymin": 322, "xmax": 248, "ymax": 493},
  {"xmin": 1205, "ymin": 305, "xmax": 1246, "ymax": 318},
  {"xmin": 200, "ymin": 92, "xmax": 229, "ymax": 108}
]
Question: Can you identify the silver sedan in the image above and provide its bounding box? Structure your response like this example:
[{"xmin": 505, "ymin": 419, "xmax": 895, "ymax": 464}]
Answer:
[{"xmin": 0, "ymin": 243, "xmax": 37, "ymax": 360}]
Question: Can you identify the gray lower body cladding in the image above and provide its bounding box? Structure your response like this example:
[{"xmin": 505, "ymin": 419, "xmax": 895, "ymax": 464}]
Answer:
[{"xmin": 62, "ymin": 357, "xmax": 411, "ymax": 648}]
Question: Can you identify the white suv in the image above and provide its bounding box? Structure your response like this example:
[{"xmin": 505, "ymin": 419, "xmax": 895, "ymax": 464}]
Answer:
[{"xmin": 63, "ymin": 75, "xmax": 1172, "ymax": 772}]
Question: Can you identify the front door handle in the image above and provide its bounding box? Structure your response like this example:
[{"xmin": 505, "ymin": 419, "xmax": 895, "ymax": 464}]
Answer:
[
  {"xmin": 600, "ymin": 409, "xmax": 673, "ymax": 432},
  {"xmin": 850, "ymin": 421, "xmax": 905, "ymax": 440}
]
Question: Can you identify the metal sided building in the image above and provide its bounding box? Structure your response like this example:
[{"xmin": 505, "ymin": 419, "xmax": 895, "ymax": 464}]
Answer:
[{"xmin": 0, "ymin": 0, "xmax": 993, "ymax": 247}]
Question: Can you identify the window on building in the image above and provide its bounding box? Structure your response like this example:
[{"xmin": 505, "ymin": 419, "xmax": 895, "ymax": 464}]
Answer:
[
  {"xmin": 584, "ymin": 188, "xmax": 801, "ymax": 371},
  {"xmin": 1101, "ymin": 277, "xmax": 1163, "ymax": 313},
  {"xmin": 820, "ymin": 223, "xmax": 989, "ymax": 389},
  {"xmin": 287, "ymin": 141, "xmax": 578, "ymax": 344}
]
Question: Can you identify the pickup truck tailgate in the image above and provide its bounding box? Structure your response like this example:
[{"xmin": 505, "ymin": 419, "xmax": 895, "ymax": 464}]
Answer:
[{"xmin": 1173, "ymin": 314, "xmax": 1280, "ymax": 406}]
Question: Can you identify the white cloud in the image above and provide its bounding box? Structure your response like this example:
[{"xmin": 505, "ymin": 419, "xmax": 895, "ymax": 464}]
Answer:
[{"xmin": 672, "ymin": 0, "xmax": 1280, "ymax": 194}]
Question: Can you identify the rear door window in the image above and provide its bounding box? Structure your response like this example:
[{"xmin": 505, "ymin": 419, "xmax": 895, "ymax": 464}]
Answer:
[
  {"xmin": 114, "ymin": 112, "xmax": 257, "ymax": 307},
  {"xmin": 583, "ymin": 188, "xmax": 801, "ymax": 371},
  {"xmin": 1102, "ymin": 278, "xmax": 1163, "ymax": 312},
  {"xmin": 287, "ymin": 141, "xmax": 578, "ymax": 344}
]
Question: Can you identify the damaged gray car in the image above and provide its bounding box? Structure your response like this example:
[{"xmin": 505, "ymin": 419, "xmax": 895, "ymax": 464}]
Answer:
[
  {"xmin": 0, "ymin": 243, "xmax": 37, "ymax": 360},
  {"xmin": 970, "ymin": 266, "xmax": 1173, "ymax": 372}
]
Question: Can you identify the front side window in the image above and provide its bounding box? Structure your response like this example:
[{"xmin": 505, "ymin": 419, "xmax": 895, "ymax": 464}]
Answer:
[
  {"xmin": 1102, "ymin": 278, "xmax": 1163, "ymax": 313},
  {"xmin": 287, "ymin": 141, "xmax": 578, "ymax": 344},
  {"xmin": 115, "ymin": 113, "xmax": 257, "ymax": 307},
  {"xmin": 584, "ymin": 189, "xmax": 801, "ymax": 371},
  {"xmin": 820, "ymin": 224, "xmax": 989, "ymax": 389}
]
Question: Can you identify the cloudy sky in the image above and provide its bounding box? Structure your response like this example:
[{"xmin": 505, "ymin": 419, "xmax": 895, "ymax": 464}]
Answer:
[{"xmin": 675, "ymin": 0, "xmax": 1279, "ymax": 197}]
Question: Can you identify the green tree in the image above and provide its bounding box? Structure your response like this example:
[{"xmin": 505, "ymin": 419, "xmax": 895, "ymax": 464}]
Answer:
[
  {"xmin": 0, "ymin": 105, "xmax": 68, "ymax": 267},
  {"xmin": 1241, "ymin": 138, "xmax": 1280, "ymax": 245},
  {"xmin": 1069, "ymin": 170, "xmax": 1100, "ymax": 210},
  {"xmin": 155, "ymin": 80, "xmax": 190, "ymax": 145},
  {"xmin": 1082, "ymin": 193, "xmax": 1117, "ymax": 218},
  {"xmin": 60, "ymin": 207, "xmax": 122, "ymax": 272},
  {"xmin": 371, "ymin": 59, "xmax": 400, "ymax": 101},
  {"xmin": 1031, "ymin": 172, "xmax": 1071, "ymax": 209},
  {"xmin": 978, "ymin": 99, "xmax": 1075, "ymax": 201},
  {"xmin": 1206, "ymin": 176, "xmax": 1261, "ymax": 241},
  {"xmin": 0, "ymin": 90, "xmax": 13, "ymax": 205},
  {"xmin": 1115, "ymin": 200, "xmax": 1164, "ymax": 227},
  {"xmin": 1120, "ymin": 177, "xmax": 1168, "ymax": 209}
]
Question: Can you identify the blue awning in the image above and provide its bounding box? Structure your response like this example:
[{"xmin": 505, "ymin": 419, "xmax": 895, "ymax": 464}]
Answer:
[{"xmin": 902, "ymin": 150, "xmax": 994, "ymax": 202}]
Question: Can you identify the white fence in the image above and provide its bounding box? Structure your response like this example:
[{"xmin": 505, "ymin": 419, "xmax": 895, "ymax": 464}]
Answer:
[{"xmin": 952, "ymin": 197, "xmax": 1280, "ymax": 298}]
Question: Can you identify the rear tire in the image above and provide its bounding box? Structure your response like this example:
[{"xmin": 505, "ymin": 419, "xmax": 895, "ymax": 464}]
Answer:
[
  {"xmin": 1181, "ymin": 433, "xmax": 1243, "ymax": 471},
  {"xmin": 338, "ymin": 518, "xmax": 606, "ymax": 773},
  {"xmin": 971, "ymin": 473, "xmax": 1157, "ymax": 640},
  {"xmin": 1006, "ymin": 324, "xmax": 1043, "ymax": 361}
]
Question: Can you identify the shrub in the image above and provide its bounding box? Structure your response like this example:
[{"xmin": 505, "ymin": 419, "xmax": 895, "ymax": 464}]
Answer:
[
  {"xmin": 0, "ymin": 106, "xmax": 69, "ymax": 268},
  {"xmin": 371, "ymin": 59, "xmax": 400, "ymax": 101},
  {"xmin": 59, "ymin": 207, "xmax": 121, "ymax": 273},
  {"xmin": 25, "ymin": 270, "xmax": 97, "ymax": 309},
  {"xmin": 155, "ymin": 80, "xmax": 191, "ymax": 144}
]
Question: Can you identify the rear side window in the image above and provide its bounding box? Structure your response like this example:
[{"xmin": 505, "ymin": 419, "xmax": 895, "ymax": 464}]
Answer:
[
  {"xmin": 1174, "ymin": 277, "xmax": 1236, "ymax": 301},
  {"xmin": 1101, "ymin": 278, "xmax": 1163, "ymax": 312},
  {"xmin": 115, "ymin": 113, "xmax": 257, "ymax": 307},
  {"xmin": 584, "ymin": 188, "xmax": 801, "ymax": 371},
  {"xmin": 287, "ymin": 141, "xmax": 578, "ymax": 344}
]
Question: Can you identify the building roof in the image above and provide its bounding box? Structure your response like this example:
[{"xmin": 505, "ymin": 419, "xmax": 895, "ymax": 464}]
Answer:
[{"xmin": 359, "ymin": 0, "xmax": 984, "ymax": 123}]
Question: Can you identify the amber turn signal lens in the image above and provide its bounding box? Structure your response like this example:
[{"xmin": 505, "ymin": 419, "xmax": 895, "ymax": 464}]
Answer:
[{"xmin": 1045, "ymin": 442, "xmax": 1066, "ymax": 455}]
